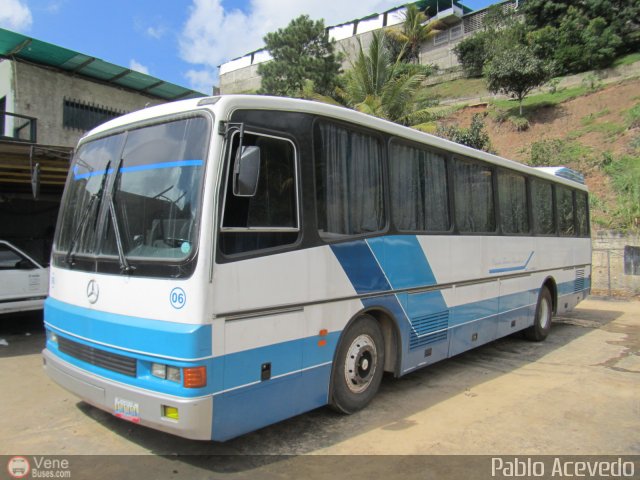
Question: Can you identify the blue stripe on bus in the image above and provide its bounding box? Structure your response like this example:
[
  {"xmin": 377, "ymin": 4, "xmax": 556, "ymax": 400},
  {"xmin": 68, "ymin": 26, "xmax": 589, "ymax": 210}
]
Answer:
[
  {"xmin": 119, "ymin": 159, "xmax": 203, "ymax": 173},
  {"xmin": 489, "ymin": 251, "xmax": 535, "ymax": 274},
  {"xmin": 331, "ymin": 236, "xmax": 451, "ymax": 372},
  {"xmin": 212, "ymin": 362, "xmax": 332, "ymax": 441},
  {"xmin": 72, "ymin": 160, "xmax": 202, "ymax": 180},
  {"xmin": 330, "ymin": 240, "xmax": 391, "ymax": 294},
  {"xmin": 221, "ymin": 331, "xmax": 340, "ymax": 391},
  {"xmin": 366, "ymin": 236, "xmax": 437, "ymax": 289},
  {"xmin": 45, "ymin": 297, "xmax": 212, "ymax": 360}
]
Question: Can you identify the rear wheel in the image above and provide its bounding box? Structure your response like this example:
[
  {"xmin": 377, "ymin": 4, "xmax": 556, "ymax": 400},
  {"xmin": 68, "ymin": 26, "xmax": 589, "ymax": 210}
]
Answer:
[
  {"xmin": 524, "ymin": 287, "xmax": 553, "ymax": 341},
  {"xmin": 330, "ymin": 314, "xmax": 385, "ymax": 414}
]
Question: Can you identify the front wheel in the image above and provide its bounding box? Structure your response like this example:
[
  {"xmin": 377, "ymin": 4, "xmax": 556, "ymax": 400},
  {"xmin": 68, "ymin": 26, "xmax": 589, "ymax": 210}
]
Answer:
[
  {"xmin": 330, "ymin": 314, "xmax": 385, "ymax": 414},
  {"xmin": 524, "ymin": 287, "xmax": 553, "ymax": 341}
]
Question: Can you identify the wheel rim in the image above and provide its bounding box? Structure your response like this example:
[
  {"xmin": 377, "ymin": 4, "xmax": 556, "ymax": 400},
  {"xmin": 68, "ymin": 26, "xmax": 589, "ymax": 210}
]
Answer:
[
  {"xmin": 344, "ymin": 334, "xmax": 378, "ymax": 394},
  {"xmin": 539, "ymin": 297, "xmax": 551, "ymax": 330}
]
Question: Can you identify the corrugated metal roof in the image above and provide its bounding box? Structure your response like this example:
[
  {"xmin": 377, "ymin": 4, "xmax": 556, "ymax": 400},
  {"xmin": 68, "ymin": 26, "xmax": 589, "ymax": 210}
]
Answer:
[{"xmin": 0, "ymin": 27, "xmax": 206, "ymax": 101}]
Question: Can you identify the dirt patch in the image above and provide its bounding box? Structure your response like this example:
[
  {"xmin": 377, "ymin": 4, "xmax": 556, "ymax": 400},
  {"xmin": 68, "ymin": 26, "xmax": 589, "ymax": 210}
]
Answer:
[
  {"xmin": 436, "ymin": 78, "xmax": 640, "ymax": 226},
  {"xmin": 442, "ymin": 79, "xmax": 639, "ymax": 162}
]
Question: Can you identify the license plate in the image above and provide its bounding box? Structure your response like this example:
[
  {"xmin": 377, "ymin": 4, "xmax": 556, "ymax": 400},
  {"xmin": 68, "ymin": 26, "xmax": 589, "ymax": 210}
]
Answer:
[{"xmin": 114, "ymin": 397, "xmax": 140, "ymax": 423}]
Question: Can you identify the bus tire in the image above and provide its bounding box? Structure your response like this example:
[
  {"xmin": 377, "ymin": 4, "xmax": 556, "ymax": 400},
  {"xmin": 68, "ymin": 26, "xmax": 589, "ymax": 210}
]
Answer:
[
  {"xmin": 524, "ymin": 287, "xmax": 553, "ymax": 342},
  {"xmin": 330, "ymin": 314, "xmax": 385, "ymax": 414}
]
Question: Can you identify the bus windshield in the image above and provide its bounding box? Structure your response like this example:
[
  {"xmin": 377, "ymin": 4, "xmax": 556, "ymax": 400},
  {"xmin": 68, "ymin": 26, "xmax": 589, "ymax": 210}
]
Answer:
[{"xmin": 55, "ymin": 116, "xmax": 210, "ymax": 270}]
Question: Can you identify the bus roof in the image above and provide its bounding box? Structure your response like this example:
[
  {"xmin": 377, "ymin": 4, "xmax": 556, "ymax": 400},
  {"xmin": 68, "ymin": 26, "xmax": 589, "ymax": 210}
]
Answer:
[{"xmin": 85, "ymin": 95, "xmax": 588, "ymax": 191}]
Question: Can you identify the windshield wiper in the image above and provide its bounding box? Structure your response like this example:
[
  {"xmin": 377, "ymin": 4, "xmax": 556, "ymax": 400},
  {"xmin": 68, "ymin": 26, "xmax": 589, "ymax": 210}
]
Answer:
[
  {"xmin": 65, "ymin": 161, "xmax": 111, "ymax": 266},
  {"xmin": 108, "ymin": 158, "xmax": 134, "ymax": 274}
]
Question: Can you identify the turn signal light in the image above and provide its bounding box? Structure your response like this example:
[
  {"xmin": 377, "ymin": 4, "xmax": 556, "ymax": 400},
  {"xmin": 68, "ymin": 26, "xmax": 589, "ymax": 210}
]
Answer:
[{"xmin": 183, "ymin": 366, "xmax": 207, "ymax": 388}]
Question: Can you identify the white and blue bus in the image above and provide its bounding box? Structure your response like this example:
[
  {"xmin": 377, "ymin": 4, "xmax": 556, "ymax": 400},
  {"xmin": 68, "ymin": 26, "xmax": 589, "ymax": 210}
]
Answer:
[{"xmin": 43, "ymin": 95, "xmax": 591, "ymax": 441}]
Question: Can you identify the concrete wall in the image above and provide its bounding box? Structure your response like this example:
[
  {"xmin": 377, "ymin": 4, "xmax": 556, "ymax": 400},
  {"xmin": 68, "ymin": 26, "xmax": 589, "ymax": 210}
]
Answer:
[
  {"xmin": 0, "ymin": 60, "xmax": 16, "ymax": 138},
  {"xmin": 11, "ymin": 61, "xmax": 164, "ymax": 147},
  {"xmin": 592, "ymin": 231, "xmax": 640, "ymax": 296},
  {"xmin": 219, "ymin": 63, "xmax": 262, "ymax": 94}
]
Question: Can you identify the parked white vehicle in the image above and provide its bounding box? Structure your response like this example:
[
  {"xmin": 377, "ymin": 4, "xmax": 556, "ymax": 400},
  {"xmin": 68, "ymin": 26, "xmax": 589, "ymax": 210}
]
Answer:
[{"xmin": 0, "ymin": 240, "xmax": 49, "ymax": 314}]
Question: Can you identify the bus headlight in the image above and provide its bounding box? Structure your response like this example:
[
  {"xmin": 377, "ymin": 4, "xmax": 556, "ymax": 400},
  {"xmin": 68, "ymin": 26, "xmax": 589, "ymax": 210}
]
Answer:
[
  {"xmin": 151, "ymin": 363, "xmax": 166, "ymax": 379},
  {"xmin": 151, "ymin": 363, "xmax": 182, "ymax": 383},
  {"xmin": 48, "ymin": 331, "xmax": 58, "ymax": 344},
  {"xmin": 166, "ymin": 366, "xmax": 181, "ymax": 382}
]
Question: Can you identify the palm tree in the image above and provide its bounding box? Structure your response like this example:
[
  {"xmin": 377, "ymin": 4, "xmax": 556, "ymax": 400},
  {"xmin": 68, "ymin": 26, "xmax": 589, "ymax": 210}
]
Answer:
[
  {"xmin": 337, "ymin": 31, "xmax": 432, "ymax": 125},
  {"xmin": 385, "ymin": 4, "xmax": 443, "ymax": 63}
]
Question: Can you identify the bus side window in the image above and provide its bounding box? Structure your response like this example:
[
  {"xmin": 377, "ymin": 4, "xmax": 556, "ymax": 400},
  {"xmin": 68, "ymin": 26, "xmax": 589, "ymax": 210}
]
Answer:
[
  {"xmin": 220, "ymin": 132, "xmax": 299, "ymax": 255},
  {"xmin": 453, "ymin": 158, "xmax": 495, "ymax": 233},
  {"xmin": 575, "ymin": 191, "xmax": 589, "ymax": 237},
  {"xmin": 531, "ymin": 178, "xmax": 555, "ymax": 235},
  {"xmin": 498, "ymin": 170, "xmax": 529, "ymax": 235},
  {"xmin": 556, "ymin": 185, "xmax": 575, "ymax": 236},
  {"xmin": 389, "ymin": 141, "xmax": 450, "ymax": 232},
  {"xmin": 314, "ymin": 121, "xmax": 385, "ymax": 239}
]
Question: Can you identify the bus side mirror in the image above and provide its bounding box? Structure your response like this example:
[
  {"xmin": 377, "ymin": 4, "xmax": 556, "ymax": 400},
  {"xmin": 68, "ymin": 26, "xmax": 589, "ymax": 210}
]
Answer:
[{"xmin": 233, "ymin": 145, "xmax": 261, "ymax": 197}]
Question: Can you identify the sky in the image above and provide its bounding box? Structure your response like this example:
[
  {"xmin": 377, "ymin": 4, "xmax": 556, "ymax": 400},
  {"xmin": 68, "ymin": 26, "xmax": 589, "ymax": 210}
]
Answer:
[{"xmin": 1, "ymin": 0, "xmax": 495, "ymax": 94}]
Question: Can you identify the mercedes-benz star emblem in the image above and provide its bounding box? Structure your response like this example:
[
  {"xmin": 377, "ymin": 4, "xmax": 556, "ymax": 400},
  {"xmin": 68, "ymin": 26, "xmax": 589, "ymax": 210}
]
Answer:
[{"xmin": 87, "ymin": 279, "xmax": 99, "ymax": 304}]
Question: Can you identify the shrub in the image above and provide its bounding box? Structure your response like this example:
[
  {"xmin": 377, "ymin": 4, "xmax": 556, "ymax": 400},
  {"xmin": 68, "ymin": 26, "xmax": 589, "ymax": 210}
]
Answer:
[
  {"xmin": 453, "ymin": 33, "xmax": 489, "ymax": 78},
  {"xmin": 436, "ymin": 114, "xmax": 493, "ymax": 152},
  {"xmin": 528, "ymin": 139, "xmax": 591, "ymax": 167},
  {"xmin": 508, "ymin": 116, "xmax": 530, "ymax": 131},
  {"xmin": 626, "ymin": 103, "xmax": 640, "ymax": 129}
]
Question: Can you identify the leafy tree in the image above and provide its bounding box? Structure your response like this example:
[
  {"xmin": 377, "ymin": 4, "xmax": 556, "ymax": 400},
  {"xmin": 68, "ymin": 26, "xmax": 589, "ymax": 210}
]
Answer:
[
  {"xmin": 436, "ymin": 114, "xmax": 493, "ymax": 152},
  {"xmin": 384, "ymin": 4, "xmax": 443, "ymax": 63},
  {"xmin": 524, "ymin": 0, "xmax": 636, "ymax": 74},
  {"xmin": 337, "ymin": 31, "xmax": 432, "ymax": 125},
  {"xmin": 258, "ymin": 15, "xmax": 341, "ymax": 97},
  {"xmin": 453, "ymin": 32, "xmax": 490, "ymax": 77},
  {"xmin": 453, "ymin": 5, "xmax": 524, "ymax": 78},
  {"xmin": 484, "ymin": 46, "xmax": 553, "ymax": 115}
]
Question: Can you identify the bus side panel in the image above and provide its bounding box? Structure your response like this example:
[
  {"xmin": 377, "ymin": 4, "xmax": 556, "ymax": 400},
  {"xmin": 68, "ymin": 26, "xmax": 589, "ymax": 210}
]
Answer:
[
  {"xmin": 497, "ymin": 277, "xmax": 538, "ymax": 337},
  {"xmin": 362, "ymin": 236, "xmax": 451, "ymax": 374},
  {"xmin": 448, "ymin": 283, "xmax": 499, "ymax": 357},
  {"xmin": 212, "ymin": 362, "xmax": 332, "ymax": 442}
]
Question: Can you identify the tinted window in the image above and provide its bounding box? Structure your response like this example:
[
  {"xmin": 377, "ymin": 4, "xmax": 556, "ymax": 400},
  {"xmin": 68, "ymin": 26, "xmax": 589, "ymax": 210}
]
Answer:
[
  {"xmin": 315, "ymin": 122, "xmax": 385, "ymax": 238},
  {"xmin": 498, "ymin": 171, "xmax": 529, "ymax": 234},
  {"xmin": 0, "ymin": 246, "xmax": 22, "ymax": 269},
  {"xmin": 576, "ymin": 190, "xmax": 589, "ymax": 237},
  {"xmin": 220, "ymin": 132, "xmax": 298, "ymax": 255},
  {"xmin": 531, "ymin": 179, "xmax": 555, "ymax": 235},
  {"xmin": 389, "ymin": 142, "xmax": 450, "ymax": 232},
  {"xmin": 453, "ymin": 158, "xmax": 495, "ymax": 233},
  {"xmin": 557, "ymin": 186, "xmax": 575, "ymax": 236}
]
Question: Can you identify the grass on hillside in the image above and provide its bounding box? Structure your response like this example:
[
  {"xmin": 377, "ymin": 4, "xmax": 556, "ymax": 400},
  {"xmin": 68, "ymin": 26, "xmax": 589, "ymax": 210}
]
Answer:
[
  {"xmin": 428, "ymin": 77, "xmax": 488, "ymax": 100},
  {"xmin": 603, "ymin": 154, "xmax": 640, "ymax": 230},
  {"xmin": 490, "ymin": 85, "xmax": 590, "ymax": 117},
  {"xmin": 612, "ymin": 52, "xmax": 640, "ymax": 68}
]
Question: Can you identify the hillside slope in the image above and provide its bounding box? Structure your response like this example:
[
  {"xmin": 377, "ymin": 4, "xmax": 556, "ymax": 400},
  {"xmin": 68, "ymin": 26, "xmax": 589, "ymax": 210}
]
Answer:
[{"xmin": 434, "ymin": 77, "xmax": 640, "ymax": 231}]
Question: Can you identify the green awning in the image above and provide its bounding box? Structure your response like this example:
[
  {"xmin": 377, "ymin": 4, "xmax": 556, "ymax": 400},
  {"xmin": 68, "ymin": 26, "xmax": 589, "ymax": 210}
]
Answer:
[{"xmin": 0, "ymin": 27, "xmax": 206, "ymax": 101}]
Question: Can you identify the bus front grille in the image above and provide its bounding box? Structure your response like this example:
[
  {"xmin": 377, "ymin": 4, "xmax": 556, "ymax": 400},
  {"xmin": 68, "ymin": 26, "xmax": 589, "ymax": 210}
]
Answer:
[{"xmin": 58, "ymin": 336, "xmax": 137, "ymax": 377}]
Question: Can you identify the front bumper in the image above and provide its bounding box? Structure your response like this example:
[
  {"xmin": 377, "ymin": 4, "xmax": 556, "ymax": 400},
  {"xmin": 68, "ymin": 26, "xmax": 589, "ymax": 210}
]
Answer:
[{"xmin": 43, "ymin": 348, "xmax": 213, "ymax": 440}]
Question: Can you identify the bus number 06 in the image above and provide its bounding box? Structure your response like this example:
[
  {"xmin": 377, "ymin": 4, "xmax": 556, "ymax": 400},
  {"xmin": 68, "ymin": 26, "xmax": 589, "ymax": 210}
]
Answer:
[{"xmin": 170, "ymin": 288, "xmax": 186, "ymax": 309}]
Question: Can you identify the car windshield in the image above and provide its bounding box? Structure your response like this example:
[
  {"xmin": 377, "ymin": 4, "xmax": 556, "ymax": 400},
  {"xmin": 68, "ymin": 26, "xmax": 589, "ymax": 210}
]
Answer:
[{"xmin": 55, "ymin": 116, "xmax": 209, "ymax": 267}]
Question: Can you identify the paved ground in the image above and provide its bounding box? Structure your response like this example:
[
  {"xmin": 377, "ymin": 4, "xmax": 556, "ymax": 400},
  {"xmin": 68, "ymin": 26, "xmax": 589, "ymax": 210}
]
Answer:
[{"xmin": 1, "ymin": 298, "xmax": 638, "ymax": 478}]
